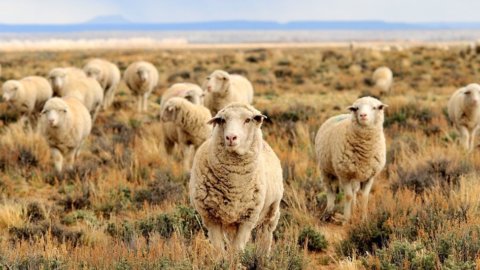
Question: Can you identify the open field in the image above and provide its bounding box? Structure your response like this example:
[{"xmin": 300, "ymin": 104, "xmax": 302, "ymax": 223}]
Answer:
[{"xmin": 0, "ymin": 44, "xmax": 479, "ymax": 269}]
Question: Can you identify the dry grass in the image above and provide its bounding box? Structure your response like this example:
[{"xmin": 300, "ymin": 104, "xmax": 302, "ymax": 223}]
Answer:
[{"xmin": 0, "ymin": 45, "xmax": 479, "ymax": 268}]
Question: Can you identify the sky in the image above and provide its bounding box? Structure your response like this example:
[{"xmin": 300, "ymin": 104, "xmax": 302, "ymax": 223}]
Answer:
[{"xmin": 0, "ymin": 0, "xmax": 479, "ymax": 24}]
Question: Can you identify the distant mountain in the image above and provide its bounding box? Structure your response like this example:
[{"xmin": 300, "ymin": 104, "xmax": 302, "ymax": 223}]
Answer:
[
  {"xmin": 85, "ymin": 15, "xmax": 131, "ymax": 25},
  {"xmin": 1, "ymin": 20, "xmax": 480, "ymax": 32}
]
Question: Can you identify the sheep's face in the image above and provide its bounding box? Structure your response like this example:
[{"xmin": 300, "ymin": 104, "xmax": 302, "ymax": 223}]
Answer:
[
  {"xmin": 205, "ymin": 70, "xmax": 229, "ymax": 94},
  {"xmin": 463, "ymin": 84, "xmax": 480, "ymax": 108},
  {"xmin": 184, "ymin": 89, "xmax": 203, "ymax": 105},
  {"xmin": 2, "ymin": 81, "xmax": 21, "ymax": 102},
  {"xmin": 348, "ymin": 97, "xmax": 387, "ymax": 127},
  {"xmin": 161, "ymin": 99, "xmax": 180, "ymax": 122},
  {"xmin": 42, "ymin": 99, "xmax": 68, "ymax": 128},
  {"xmin": 85, "ymin": 66, "xmax": 102, "ymax": 81},
  {"xmin": 48, "ymin": 70, "xmax": 66, "ymax": 93},
  {"xmin": 137, "ymin": 67, "xmax": 149, "ymax": 83},
  {"xmin": 209, "ymin": 104, "xmax": 266, "ymax": 155}
]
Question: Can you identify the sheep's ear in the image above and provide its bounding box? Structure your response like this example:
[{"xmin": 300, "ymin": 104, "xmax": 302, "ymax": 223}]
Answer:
[
  {"xmin": 378, "ymin": 104, "xmax": 388, "ymax": 110},
  {"xmin": 253, "ymin": 114, "xmax": 267, "ymax": 124},
  {"xmin": 207, "ymin": 116, "xmax": 225, "ymax": 126},
  {"xmin": 347, "ymin": 106, "xmax": 358, "ymax": 112}
]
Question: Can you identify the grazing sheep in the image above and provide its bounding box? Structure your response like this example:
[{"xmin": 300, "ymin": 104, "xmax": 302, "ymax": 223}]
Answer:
[
  {"xmin": 372, "ymin": 66, "xmax": 393, "ymax": 95},
  {"xmin": 448, "ymin": 83, "xmax": 480, "ymax": 152},
  {"xmin": 160, "ymin": 83, "xmax": 205, "ymax": 156},
  {"xmin": 83, "ymin": 58, "xmax": 121, "ymax": 109},
  {"xmin": 47, "ymin": 67, "xmax": 103, "ymax": 121},
  {"xmin": 315, "ymin": 96, "xmax": 387, "ymax": 224},
  {"xmin": 124, "ymin": 61, "xmax": 159, "ymax": 112},
  {"xmin": 190, "ymin": 103, "xmax": 283, "ymax": 255},
  {"xmin": 2, "ymin": 76, "xmax": 53, "ymax": 127},
  {"xmin": 203, "ymin": 70, "xmax": 254, "ymax": 115},
  {"xmin": 161, "ymin": 97, "xmax": 212, "ymax": 170},
  {"xmin": 40, "ymin": 97, "xmax": 92, "ymax": 172}
]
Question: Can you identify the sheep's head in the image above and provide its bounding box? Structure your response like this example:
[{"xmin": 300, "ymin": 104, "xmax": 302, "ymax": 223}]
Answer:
[
  {"xmin": 84, "ymin": 65, "xmax": 102, "ymax": 81},
  {"xmin": 136, "ymin": 66, "xmax": 150, "ymax": 83},
  {"xmin": 41, "ymin": 97, "xmax": 69, "ymax": 128},
  {"xmin": 2, "ymin": 80, "xmax": 22, "ymax": 102},
  {"xmin": 161, "ymin": 97, "xmax": 185, "ymax": 122},
  {"xmin": 204, "ymin": 70, "xmax": 230, "ymax": 94},
  {"xmin": 462, "ymin": 83, "xmax": 480, "ymax": 108},
  {"xmin": 208, "ymin": 103, "xmax": 266, "ymax": 155},
  {"xmin": 347, "ymin": 96, "xmax": 388, "ymax": 127},
  {"xmin": 184, "ymin": 88, "xmax": 203, "ymax": 105},
  {"xmin": 48, "ymin": 68, "xmax": 67, "ymax": 94}
]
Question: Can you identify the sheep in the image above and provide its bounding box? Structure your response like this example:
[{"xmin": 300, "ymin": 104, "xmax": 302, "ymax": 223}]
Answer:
[
  {"xmin": 189, "ymin": 103, "xmax": 283, "ymax": 255},
  {"xmin": 372, "ymin": 66, "xmax": 393, "ymax": 95},
  {"xmin": 123, "ymin": 61, "xmax": 159, "ymax": 112},
  {"xmin": 47, "ymin": 67, "xmax": 103, "ymax": 121},
  {"xmin": 161, "ymin": 97, "xmax": 212, "ymax": 170},
  {"xmin": 2, "ymin": 76, "xmax": 53, "ymax": 127},
  {"xmin": 447, "ymin": 83, "xmax": 480, "ymax": 152},
  {"xmin": 40, "ymin": 96, "xmax": 92, "ymax": 172},
  {"xmin": 83, "ymin": 58, "xmax": 121, "ymax": 109},
  {"xmin": 203, "ymin": 70, "xmax": 254, "ymax": 115},
  {"xmin": 160, "ymin": 83, "xmax": 205, "ymax": 156},
  {"xmin": 315, "ymin": 96, "xmax": 387, "ymax": 224}
]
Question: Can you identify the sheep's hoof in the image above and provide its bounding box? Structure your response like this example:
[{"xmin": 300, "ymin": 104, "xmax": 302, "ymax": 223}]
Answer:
[
  {"xmin": 321, "ymin": 210, "xmax": 336, "ymax": 222},
  {"xmin": 333, "ymin": 213, "xmax": 347, "ymax": 225}
]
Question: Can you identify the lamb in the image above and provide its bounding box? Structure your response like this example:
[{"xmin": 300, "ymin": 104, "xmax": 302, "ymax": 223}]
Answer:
[
  {"xmin": 47, "ymin": 67, "xmax": 104, "ymax": 121},
  {"xmin": 160, "ymin": 83, "xmax": 205, "ymax": 156},
  {"xmin": 123, "ymin": 61, "xmax": 159, "ymax": 112},
  {"xmin": 203, "ymin": 70, "xmax": 254, "ymax": 115},
  {"xmin": 161, "ymin": 97, "xmax": 212, "ymax": 170},
  {"xmin": 40, "ymin": 96, "xmax": 92, "ymax": 172},
  {"xmin": 2, "ymin": 76, "xmax": 53, "ymax": 127},
  {"xmin": 315, "ymin": 96, "xmax": 387, "ymax": 224},
  {"xmin": 83, "ymin": 58, "xmax": 121, "ymax": 109},
  {"xmin": 189, "ymin": 103, "xmax": 283, "ymax": 255},
  {"xmin": 447, "ymin": 83, "xmax": 480, "ymax": 152},
  {"xmin": 372, "ymin": 66, "xmax": 393, "ymax": 95}
]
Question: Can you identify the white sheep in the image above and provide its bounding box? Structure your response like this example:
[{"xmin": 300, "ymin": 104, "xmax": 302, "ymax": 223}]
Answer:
[
  {"xmin": 47, "ymin": 67, "xmax": 104, "ymax": 121},
  {"xmin": 161, "ymin": 97, "xmax": 212, "ymax": 170},
  {"xmin": 123, "ymin": 61, "xmax": 159, "ymax": 112},
  {"xmin": 160, "ymin": 83, "xmax": 205, "ymax": 155},
  {"xmin": 448, "ymin": 83, "xmax": 480, "ymax": 152},
  {"xmin": 372, "ymin": 66, "xmax": 393, "ymax": 95},
  {"xmin": 83, "ymin": 58, "xmax": 121, "ymax": 109},
  {"xmin": 2, "ymin": 76, "xmax": 53, "ymax": 127},
  {"xmin": 40, "ymin": 96, "xmax": 92, "ymax": 172},
  {"xmin": 203, "ymin": 70, "xmax": 254, "ymax": 115},
  {"xmin": 315, "ymin": 96, "xmax": 387, "ymax": 224},
  {"xmin": 189, "ymin": 103, "xmax": 283, "ymax": 255}
]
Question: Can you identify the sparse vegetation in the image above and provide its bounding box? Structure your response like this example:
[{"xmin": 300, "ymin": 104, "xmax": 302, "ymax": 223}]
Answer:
[{"xmin": 0, "ymin": 45, "xmax": 479, "ymax": 268}]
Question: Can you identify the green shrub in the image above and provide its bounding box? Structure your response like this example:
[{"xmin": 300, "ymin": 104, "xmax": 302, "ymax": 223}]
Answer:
[{"xmin": 297, "ymin": 227, "xmax": 328, "ymax": 252}]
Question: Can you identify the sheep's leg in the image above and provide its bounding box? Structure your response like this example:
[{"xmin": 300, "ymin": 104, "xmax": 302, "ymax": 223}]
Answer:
[
  {"xmin": 321, "ymin": 172, "xmax": 336, "ymax": 213},
  {"xmin": 470, "ymin": 127, "xmax": 479, "ymax": 151},
  {"xmin": 232, "ymin": 222, "xmax": 255, "ymax": 252},
  {"xmin": 143, "ymin": 93, "xmax": 149, "ymax": 111},
  {"xmin": 182, "ymin": 145, "xmax": 194, "ymax": 172},
  {"xmin": 65, "ymin": 150, "xmax": 76, "ymax": 171},
  {"xmin": 206, "ymin": 222, "xmax": 225, "ymax": 253},
  {"xmin": 459, "ymin": 126, "xmax": 470, "ymax": 151},
  {"xmin": 137, "ymin": 96, "xmax": 142, "ymax": 112},
  {"xmin": 341, "ymin": 181, "xmax": 354, "ymax": 224},
  {"xmin": 360, "ymin": 177, "xmax": 375, "ymax": 221},
  {"xmin": 51, "ymin": 148, "xmax": 63, "ymax": 173},
  {"xmin": 352, "ymin": 181, "xmax": 360, "ymax": 210},
  {"xmin": 256, "ymin": 201, "xmax": 280, "ymax": 256}
]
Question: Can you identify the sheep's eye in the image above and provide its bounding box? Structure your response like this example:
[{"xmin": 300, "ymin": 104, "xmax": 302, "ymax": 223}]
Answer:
[
  {"xmin": 206, "ymin": 76, "xmax": 211, "ymax": 80},
  {"xmin": 245, "ymin": 118, "xmax": 251, "ymax": 124},
  {"xmin": 62, "ymin": 109, "xmax": 67, "ymax": 113},
  {"xmin": 465, "ymin": 91, "xmax": 471, "ymax": 95},
  {"xmin": 377, "ymin": 105, "xmax": 384, "ymax": 110}
]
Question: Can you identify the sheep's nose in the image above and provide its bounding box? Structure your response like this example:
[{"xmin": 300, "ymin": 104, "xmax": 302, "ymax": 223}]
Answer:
[
  {"xmin": 207, "ymin": 86, "xmax": 212, "ymax": 92},
  {"xmin": 360, "ymin": 113, "xmax": 367, "ymax": 118},
  {"xmin": 225, "ymin": 135, "xmax": 237, "ymax": 144}
]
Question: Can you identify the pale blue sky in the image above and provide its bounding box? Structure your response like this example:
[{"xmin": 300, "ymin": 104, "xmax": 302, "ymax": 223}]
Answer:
[{"xmin": 0, "ymin": 0, "xmax": 478, "ymax": 24}]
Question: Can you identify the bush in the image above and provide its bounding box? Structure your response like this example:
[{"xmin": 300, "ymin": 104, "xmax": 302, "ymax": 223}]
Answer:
[{"xmin": 297, "ymin": 227, "xmax": 328, "ymax": 252}]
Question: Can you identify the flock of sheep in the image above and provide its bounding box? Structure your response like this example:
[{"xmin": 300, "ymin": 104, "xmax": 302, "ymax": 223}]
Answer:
[{"xmin": 1, "ymin": 56, "xmax": 479, "ymax": 256}]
